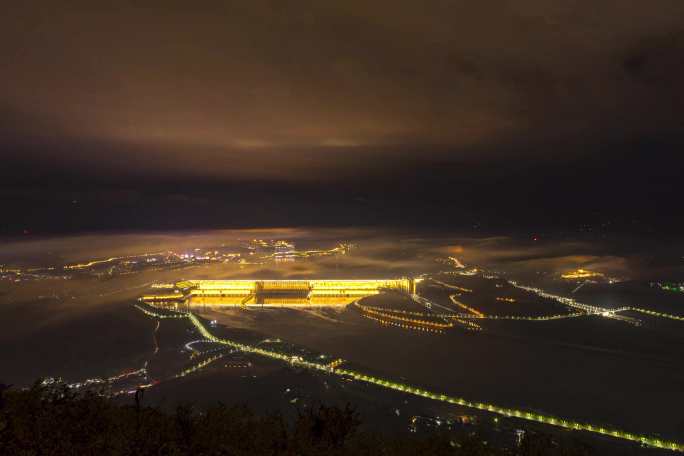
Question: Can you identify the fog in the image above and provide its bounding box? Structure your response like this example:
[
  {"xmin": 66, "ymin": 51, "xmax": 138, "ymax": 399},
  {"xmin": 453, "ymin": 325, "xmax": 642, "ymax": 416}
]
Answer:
[{"xmin": 1, "ymin": 228, "xmax": 683, "ymax": 448}]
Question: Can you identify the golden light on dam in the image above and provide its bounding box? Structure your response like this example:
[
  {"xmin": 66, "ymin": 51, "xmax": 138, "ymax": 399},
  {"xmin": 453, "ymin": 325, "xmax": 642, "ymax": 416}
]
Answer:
[
  {"xmin": 141, "ymin": 278, "xmax": 415, "ymax": 307},
  {"xmin": 561, "ymin": 268, "xmax": 604, "ymax": 280}
]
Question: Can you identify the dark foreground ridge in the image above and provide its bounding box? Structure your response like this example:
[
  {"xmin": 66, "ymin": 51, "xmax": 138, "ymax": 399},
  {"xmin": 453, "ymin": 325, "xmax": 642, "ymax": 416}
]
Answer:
[{"xmin": 0, "ymin": 383, "xmax": 594, "ymax": 456}]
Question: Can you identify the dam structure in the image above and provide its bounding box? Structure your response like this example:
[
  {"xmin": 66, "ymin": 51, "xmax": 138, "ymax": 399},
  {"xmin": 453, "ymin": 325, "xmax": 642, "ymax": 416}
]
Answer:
[{"xmin": 141, "ymin": 278, "xmax": 416, "ymax": 307}]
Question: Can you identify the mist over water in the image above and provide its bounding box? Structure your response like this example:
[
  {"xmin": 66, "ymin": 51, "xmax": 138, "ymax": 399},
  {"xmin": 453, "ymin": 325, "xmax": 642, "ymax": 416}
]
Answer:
[{"xmin": 1, "ymin": 228, "xmax": 683, "ymax": 448}]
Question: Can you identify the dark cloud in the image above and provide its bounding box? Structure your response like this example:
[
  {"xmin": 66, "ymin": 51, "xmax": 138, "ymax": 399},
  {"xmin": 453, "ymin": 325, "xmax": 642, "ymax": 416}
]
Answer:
[
  {"xmin": 1, "ymin": 1, "xmax": 683, "ymax": 234},
  {"xmin": 623, "ymin": 29, "xmax": 684, "ymax": 86}
]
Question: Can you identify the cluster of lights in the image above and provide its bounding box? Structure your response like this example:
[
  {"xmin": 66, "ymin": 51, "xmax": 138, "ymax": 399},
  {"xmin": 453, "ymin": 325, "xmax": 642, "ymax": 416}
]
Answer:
[
  {"xmin": 455, "ymin": 268, "xmax": 480, "ymax": 276},
  {"xmin": 461, "ymin": 313, "xmax": 584, "ymax": 321},
  {"xmin": 176, "ymin": 354, "xmax": 225, "ymax": 378},
  {"xmin": 223, "ymin": 362, "xmax": 251, "ymax": 368},
  {"xmin": 651, "ymin": 282, "xmax": 684, "ymax": 294},
  {"xmin": 326, "ymin": 358, "xmax": 345, "ymax": 370},
  {"xmin": 353, "ymin": 305, "xmax": 434, "ymax": 318},
  {"xmin": 356, "ymin": 303, "xmax": 454, "ymax": 330},
  {"xmin": 433, "ymin": 265, "xmax": 479, "ymax": 276},
  {"xmin": 106, "ymin": 367, "xmax": 148, "ymax": 383},
  {"xmin": 198, "ymin": 346, "xmax": 236, "ymax": 358},
  {"xmin": 134, "ymin": 304, "xmax": 187, "ymax": 319},
  {"xmin": 65, "ymin": 252, "xmax": 167, "ymax": 270},
  {"xmin": 561, "ymin": 269, "xmax": 604, "ymax": 280},
  {"xmin": 508, "ymin": 281, "xmax": 594, "ymax": 312},
  {"xmin": 452, "ymin": 318, "xmax": 482, "ymax": 331},
  {"xmin": 507, "ymin": 281, "xmax": 640, "ymax": 325},
  {"xmin": 5, "ymin": 240, "xmax": 353, "ymax": 281},
  {"xmin": 185, "ymin": 339, "xmax": 212, "ymax": 356},
  {"xmin": 355, "ymin": 297, "xmax": 584, "ymax": 324},
  {"xmin": 360, "ymin": 312, "xmax": 445, "ymax": 334},
  {"xmin": 628, "ymin": 307, "xmax": 684, "ymax": 321},
  {"xmin": 255, "ymin": 241, "xmax": 352, "ymax": 261},
  {"xmin": 62, "ymin": 248, "xmax": 249, "ymax": 276},
  {"xmin": 140, "ymin": 294, "xmax": 184, "ymax": 302},
  {"xmin": 446, "ymin": 256, "xmax": 465, "ymax": 268},
  {"xmin": 0, "ymin": 266, "xmax": 69, "ymax": 282},
  {"xmin": 135, "ymin": 305, "xmax": 684, "ymax": 452},
  {"xmin": 496, "ymin": 297, "xmax": 517, "ymax": 303},
  {"xmin": 40, "ymin": 366, "xmax": 150, "ymax": 396},
  {"xmin": 432, "ymin": 279, "xmax": 473, "ymax": 293},
  {"xmin": 448, "ymin": 295, "xmax": 484, "ymax": 317},
  {"xmin": 351, "ymin": 304, "xmax": 581, "ymax": 323},
  {"xmin": 506, "ymin": 281, "xmax": 684, "ymax": 325}
]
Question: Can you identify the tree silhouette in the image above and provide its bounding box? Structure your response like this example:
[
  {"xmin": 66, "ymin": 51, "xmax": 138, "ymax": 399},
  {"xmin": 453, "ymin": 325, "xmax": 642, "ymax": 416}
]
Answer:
[{"xmin": 0, "ymin": 382, "xmax": 594, "ymax": 455}]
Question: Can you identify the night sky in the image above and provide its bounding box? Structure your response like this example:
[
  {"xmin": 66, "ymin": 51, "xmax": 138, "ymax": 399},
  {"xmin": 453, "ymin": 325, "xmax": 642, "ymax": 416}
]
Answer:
[{"xmin": 2, "ymin": 1, "xmax": 683, "ymax": 235}]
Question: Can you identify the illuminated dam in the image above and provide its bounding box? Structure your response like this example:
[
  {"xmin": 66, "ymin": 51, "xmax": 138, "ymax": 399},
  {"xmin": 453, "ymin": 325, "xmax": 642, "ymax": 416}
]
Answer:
[{"xmin": 142, "ymin": 278, "xmax": 416, "ymax": 307}]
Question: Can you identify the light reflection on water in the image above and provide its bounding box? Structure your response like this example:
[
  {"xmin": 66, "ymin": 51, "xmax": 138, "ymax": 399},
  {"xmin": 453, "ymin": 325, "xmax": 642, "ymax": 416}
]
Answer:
[{"xmin": 1, "ymin": 228, "xmax": 684, "ymax": 443}]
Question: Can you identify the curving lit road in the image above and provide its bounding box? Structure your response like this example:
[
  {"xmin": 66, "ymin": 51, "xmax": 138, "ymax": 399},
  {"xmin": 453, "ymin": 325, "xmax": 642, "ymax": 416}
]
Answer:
[{"xmin": 135, "ymin": 303, "xmax": 684, "ymax": 452}]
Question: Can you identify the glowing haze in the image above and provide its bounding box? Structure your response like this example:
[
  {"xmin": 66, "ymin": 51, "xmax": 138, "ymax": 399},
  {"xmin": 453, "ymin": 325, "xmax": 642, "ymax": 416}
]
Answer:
[{"xmin": 2, "ymin": 1, "xmax": 684, "ymax": 233}]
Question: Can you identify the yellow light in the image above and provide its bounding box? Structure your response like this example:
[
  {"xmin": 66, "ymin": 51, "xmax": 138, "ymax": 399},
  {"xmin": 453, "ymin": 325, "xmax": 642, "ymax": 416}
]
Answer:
[{"xmin": 561, "ymin": 269, "xmax": 604, "ymax": 279}]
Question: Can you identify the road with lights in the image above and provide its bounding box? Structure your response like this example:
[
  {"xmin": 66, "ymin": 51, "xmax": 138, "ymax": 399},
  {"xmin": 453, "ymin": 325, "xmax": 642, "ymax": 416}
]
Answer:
[
  {"xmin": 507, "ymin": 281, "xmax": 642, "ymax": 325},
  {"xmin": 133, "ymin": 269, "xmax": 684, "ymax": 451},
  {"xmin": 135, "ymin": 303, "xmax": 684, "ymax": 452}
]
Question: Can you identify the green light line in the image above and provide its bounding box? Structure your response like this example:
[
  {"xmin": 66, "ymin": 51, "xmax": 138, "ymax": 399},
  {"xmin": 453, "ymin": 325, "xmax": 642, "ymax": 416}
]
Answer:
[
  {"xmin": 628, "ymin": 307, "xmax": 684, "ymax": 321},
  {"xmin": 136, "ymin": 305, "xmax": 684, "ymax": 452}
]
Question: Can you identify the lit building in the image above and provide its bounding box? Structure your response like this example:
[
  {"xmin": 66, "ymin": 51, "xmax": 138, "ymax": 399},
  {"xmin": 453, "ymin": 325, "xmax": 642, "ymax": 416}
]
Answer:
[
  {"xmin": 141, "ymin": 278, "xmax": 416, "ymax": 307},
  {"xmin": 274, "ymin": 241, "xmax": 295, "ymax": 262},
  {"xmin": 560, "ymin": 268, "xmax": 604, "ymax": 280}
]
